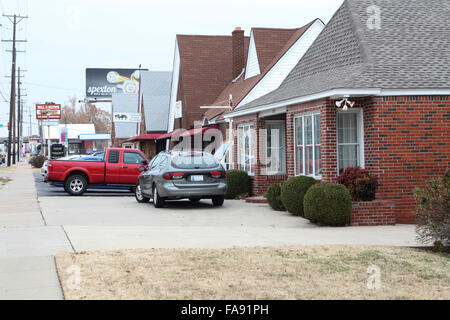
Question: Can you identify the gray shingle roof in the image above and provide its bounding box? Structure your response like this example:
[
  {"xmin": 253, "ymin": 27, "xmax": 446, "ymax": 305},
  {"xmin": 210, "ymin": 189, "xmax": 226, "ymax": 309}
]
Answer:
[
  {"xmin": 231, "ymin": 0, "xmax": 450, "ymax": 114},
  {"xmin": 141, "ymin": 71, "xmax": 172, "ymax": 132}
]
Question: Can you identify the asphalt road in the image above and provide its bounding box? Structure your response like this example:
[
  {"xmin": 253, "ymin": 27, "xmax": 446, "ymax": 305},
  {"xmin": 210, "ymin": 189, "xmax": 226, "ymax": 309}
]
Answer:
[{"xmin": 33, "ymin": 173, "xmax": 133, "ymax": 197}]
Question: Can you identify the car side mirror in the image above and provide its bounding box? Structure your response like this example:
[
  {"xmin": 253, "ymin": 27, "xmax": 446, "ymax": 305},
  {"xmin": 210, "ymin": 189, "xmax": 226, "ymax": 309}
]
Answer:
[{"xmin": 138, "ymin": 166, "xmax": 147, "ymax": 172}]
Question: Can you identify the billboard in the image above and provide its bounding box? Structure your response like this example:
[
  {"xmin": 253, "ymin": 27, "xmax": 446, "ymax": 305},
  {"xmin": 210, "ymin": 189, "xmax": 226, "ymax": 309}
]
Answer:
[
  {"xmin": 36, "ymin": 104, "xmax": 61, "ymax": 120},
  {"xmin": 86, "ymin": 68, "xmax": 144, "ymax": 98}
]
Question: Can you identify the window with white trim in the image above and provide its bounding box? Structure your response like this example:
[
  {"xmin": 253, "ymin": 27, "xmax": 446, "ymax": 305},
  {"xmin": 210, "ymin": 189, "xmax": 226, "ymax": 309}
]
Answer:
[
  {"xmin": 265, "ymin": 121, "xmax": 286, "ymax": 174},
  {"xmin": 337, "ymin": 110, "xmax": 363, "ymax": 173},
  {"xmin": 294, "ymin": 113, "xmax": 321, "ymax": 177},
  {"xmin": 237, "ymin": 123, "xmax": 254, "ymax": 174}
]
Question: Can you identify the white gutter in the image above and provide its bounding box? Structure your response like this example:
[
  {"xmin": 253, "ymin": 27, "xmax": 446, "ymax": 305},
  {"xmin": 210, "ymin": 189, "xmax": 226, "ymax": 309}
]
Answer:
[{"xmin": 224, "ymin": 88, "xmax": 450, "ymax": 119}]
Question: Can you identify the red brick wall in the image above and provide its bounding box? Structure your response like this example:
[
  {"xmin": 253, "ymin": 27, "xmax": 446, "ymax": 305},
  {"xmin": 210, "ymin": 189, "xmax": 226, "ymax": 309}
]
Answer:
[
  {"xmin": 362, "ymin": 96, "xmax": 450, "ymax": 223},
  {"xmin": 351, "ymin": 200, "xmax": 396, "ymax": 226}
]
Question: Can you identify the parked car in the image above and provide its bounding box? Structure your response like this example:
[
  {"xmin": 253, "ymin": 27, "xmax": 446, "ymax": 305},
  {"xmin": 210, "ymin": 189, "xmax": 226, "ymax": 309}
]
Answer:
[
  {"xmin": 135, "ymin": 151, "xmax": 227, "ymax": 208},
  {"xmin": 46, "ymin": 148, "xmax": 149, "ymax": 196},
  {"xmin": 41, "ymin": 160, "xmax": 49, "ymax": 177}
]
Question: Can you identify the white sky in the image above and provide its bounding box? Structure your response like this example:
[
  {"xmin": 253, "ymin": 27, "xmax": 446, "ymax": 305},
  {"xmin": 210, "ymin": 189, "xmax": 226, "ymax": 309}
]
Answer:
[{"xmin": 0, "ymin": 0, "xmax": 344, "ymax": 137}]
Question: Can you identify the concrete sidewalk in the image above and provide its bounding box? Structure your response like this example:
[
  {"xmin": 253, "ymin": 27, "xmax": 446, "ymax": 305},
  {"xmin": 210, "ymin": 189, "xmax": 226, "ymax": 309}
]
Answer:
[{"xmin": 0, "ymin": 161, "xmax": 71, "ymax": 300}]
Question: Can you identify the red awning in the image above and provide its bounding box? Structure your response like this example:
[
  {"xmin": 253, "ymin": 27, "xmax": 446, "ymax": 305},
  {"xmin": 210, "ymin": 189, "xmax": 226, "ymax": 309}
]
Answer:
[
  {"xmin": 126, "ymin": 133, "xmax": 164, "ymax": 142},
  {"xmin": 156, "ymin": 125, "xmax": 219, "ymax": 140},
  {"xmin": 181, "ymin": 125, "xmax": 219, "ymax": 137}
]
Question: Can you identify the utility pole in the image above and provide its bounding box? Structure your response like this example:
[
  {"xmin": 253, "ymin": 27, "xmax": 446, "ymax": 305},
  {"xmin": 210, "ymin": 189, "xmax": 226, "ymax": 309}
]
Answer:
[
  {"xmin": 3, "ymin": 14, "xmax": 28, "ymax": 166},
  {"xmin": 17, "ymin": 68, "xmax": 21, "ymax": 162}
]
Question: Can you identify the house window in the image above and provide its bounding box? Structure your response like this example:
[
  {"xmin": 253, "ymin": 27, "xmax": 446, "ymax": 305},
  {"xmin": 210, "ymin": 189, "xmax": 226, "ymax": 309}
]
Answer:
[
  {"xmin": 294, "ymin": 113, "xmax": 321, "ymax": 178},
  {"xmin": 237, "ymin": 123, "xmax": 254, "ymax": 174},
  {"xmin": 266, "ymin": 121, "xmax": 285, "ymax": 174},
  {"xmin": 337, "ymin": 110, "xmax": 364, "ymax": 173}
]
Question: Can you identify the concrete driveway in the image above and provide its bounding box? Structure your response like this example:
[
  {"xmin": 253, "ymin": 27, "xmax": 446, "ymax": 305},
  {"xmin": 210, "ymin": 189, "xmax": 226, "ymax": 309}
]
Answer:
[{"xmin": 34, "ymin": 173, "xmax": 420, "ymax": 251}]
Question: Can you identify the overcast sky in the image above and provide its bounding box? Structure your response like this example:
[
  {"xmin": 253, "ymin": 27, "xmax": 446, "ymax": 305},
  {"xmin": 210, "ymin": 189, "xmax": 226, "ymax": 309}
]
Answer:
[{"xmin": 0, "ymin": 0, "xmax": 344, "ymax": 137}]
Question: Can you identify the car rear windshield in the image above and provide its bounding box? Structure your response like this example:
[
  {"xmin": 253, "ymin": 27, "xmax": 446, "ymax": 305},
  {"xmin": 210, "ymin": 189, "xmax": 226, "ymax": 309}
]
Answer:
[{"xmin": 171, "ymin": 154, "xmax": 218, "ymax": 169}]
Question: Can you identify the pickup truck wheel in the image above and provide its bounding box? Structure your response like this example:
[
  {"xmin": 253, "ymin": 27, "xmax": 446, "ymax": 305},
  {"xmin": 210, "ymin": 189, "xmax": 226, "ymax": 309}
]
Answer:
[
  {"xmin": 65, "ymin": 174, "xmax": 87, "ymax": 196},
  {"xmin": 153, "ymin": 185, "xmax": 165, "ymax": 208},
  {"xmin": 135, "ymin": 183, "xmax": 150, "ymax": 203},
  {"xmin": 212, "ymin": 195, "xmax": 225, "ymax": 207}
]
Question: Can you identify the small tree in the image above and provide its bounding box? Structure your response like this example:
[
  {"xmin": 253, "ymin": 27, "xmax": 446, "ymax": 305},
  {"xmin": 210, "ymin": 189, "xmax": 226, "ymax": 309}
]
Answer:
[{"xmin": 414, "ymin": 170, "xmax": 450, "ymax": 248}]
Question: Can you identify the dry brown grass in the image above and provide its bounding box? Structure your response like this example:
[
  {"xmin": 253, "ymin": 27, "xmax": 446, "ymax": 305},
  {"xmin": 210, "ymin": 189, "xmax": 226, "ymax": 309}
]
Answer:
[{"xmin": 55, "ymin": 245, "xmax": 450, "ymax": 300}]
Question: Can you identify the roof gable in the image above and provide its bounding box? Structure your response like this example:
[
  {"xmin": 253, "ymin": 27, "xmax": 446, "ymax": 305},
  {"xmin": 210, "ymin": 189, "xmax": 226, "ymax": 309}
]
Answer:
[
  {"xmin": 252, "ymin": 27, "xmax": 299, "ymax": 73},
  {"xmin": 206, "ymin": 20, "xmax": 321, "ymax": 120},
  {"xmin": 245, "ymin": 31, "xmax": 261, "ymax": 79},
  {"xmin": 234, "ymin": 0, "xmax": 450, "ymax": 113}
]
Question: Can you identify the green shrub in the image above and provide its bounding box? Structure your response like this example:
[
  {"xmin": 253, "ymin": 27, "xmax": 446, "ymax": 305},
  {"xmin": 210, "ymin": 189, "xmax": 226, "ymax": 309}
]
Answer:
[
  {"xmin": 280, "ymin": 176, "xmax": 318, "ymax": 216},
  {"xmin": 266, "ymin": 183, "xmax": 285, "ymax": 211},
  {"xmin": 29, "ymin": 155, "xmax": 47, "ymax": 168},
  {"xmin": 225, "ymin": 170, "xmax": 249, "ymax": 199},
  {"xmin": 304, "ymin": 183, "xmax": 352, "ymax": 226},
  {"xmin": 414, "ymin": 170, "xmax": 450, "ymax": 247}
]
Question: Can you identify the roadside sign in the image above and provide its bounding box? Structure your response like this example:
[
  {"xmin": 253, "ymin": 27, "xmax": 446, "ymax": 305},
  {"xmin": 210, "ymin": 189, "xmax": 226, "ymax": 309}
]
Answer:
[
  {"xmin": 50, "ymin": 144, "xmax": 65, "ymax": 159},
  {"xmin": 175, "ymin": 101, "xmax": 183, "ymax": 119},
  {"xmin": 60, "ymin": 128, "xmax": 68, "ymax": 143},
  {"xmin": 36, "ymin": 104, "xmax": 61, "ymax": 120},
  {"xmin": 113, "ymin": 112, "xmax": 142, "ymax": 123}
]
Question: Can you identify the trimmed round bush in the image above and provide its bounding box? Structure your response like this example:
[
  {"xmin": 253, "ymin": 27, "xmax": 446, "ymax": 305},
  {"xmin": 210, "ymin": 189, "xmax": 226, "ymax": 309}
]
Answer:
[
  {"xmin": 266, "ymin": 183, "xmax": 285, "ymax": 211},
  {"xmin": 280, "ymin": 176, "xmax": 318, "ymax": 216},
  {"xmin": 225, "ymin": 170, "xmax": 249, "ymax": 199},
  {"xmin": 304, "ymin": 183, "xmax": 352, "ymax": 226}
]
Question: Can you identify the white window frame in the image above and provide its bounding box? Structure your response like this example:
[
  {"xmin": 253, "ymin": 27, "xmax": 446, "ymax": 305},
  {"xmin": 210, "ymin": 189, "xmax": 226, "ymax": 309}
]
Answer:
[
  {"xmin": 237, "ymin": 123, "xmax": 255, "ymax": 175},
  {"xmin": 336, "ymin": 108, "xmax": 365, "ymax": 174},
  {"xmin": 265, "ymin": 120, "xmax": 286, "ymax": 175},
  {"xmin": 293, "ymin": 112, "xmax": 321, "ymax": 179}
]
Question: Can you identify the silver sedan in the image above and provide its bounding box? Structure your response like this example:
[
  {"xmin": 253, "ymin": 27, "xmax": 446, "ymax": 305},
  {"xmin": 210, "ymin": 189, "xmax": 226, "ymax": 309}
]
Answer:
[{"xmin": 135, "ymin": 151, "xmax": 227, "ymax": 208}]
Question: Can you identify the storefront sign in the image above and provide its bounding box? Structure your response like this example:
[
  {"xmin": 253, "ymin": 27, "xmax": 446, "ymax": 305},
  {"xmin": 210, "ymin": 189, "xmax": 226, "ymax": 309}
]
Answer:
[
  {"xmin": 113, "ymin": 112, "xmax": 142, "ymax": 123},
  {"xmin": 50, "ymin": 144, "xmax": 65, "ymax": 159}
]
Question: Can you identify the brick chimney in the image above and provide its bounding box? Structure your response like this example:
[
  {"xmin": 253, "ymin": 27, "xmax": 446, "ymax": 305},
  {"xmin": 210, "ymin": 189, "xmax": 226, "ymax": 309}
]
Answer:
[{"xmin": 232, "ymin": 27, "xmax": 245, "ymax": 79}]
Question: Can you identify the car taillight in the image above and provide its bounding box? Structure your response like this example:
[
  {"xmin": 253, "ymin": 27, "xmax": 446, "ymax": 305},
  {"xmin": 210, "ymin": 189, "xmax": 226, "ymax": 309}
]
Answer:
[
  {"xmin": 172, "ymin": 173, "xmax": 185, "ymax": 180},
  {"xmin": 211, "ymin": 171, "xmax": 226, "ymax": 179},
  {"xmin": 163, "ymin": 173, "xmax": 185, "ymax": 180}
]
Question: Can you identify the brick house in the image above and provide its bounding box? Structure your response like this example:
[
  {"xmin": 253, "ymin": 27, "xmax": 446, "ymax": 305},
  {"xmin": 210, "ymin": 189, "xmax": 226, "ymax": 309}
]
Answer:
[
  {"xmin": 225, "ymin": 0, "xmax": 450, "ymax": 224},
  {"xmin": 163, "ymin": 21, "xmax": 324, "ymax": 149}
]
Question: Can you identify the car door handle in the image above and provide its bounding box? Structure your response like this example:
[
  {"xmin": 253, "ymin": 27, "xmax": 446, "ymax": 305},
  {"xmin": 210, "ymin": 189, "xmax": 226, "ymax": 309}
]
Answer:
[{"xmin": 122, "ymin": 166, "xmax": 128, "ymax": 169}]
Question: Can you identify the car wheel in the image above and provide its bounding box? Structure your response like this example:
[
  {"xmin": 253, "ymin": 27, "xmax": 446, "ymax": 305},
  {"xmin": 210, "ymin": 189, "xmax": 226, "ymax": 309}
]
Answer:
[
  {"xmin": 153, "ymin": 185, "xmax": 165, "ymax": 208},
  {"xmin": 65, "ymin": 174, "xmax": 87, "ymax": 196},
  {"xmin": 212, "ymin": 195, "xmax": 224, "ymax": 207},
  {"xmin": 135, "ymin": 183, "xmax": 150, "ymax": 203},
  {"xmin": 189, "ymin": 197, "xmax": 201, "ymax": 203}
]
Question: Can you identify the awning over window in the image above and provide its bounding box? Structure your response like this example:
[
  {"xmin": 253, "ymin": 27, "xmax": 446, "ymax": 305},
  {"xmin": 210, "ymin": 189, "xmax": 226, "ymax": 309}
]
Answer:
[
  {"xmin": 156, "ymin": 125, "xmax": 219, "ymax": 140},
  {"xmin": 126, "ymin": 133, "xmax": 165, "ymax": 142}
]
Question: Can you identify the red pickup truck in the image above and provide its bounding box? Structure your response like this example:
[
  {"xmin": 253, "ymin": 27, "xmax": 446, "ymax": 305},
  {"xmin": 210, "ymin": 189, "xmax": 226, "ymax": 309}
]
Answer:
[{"xmin": 46, "ymin": 148, "xmax": 149, "ymax": 196}]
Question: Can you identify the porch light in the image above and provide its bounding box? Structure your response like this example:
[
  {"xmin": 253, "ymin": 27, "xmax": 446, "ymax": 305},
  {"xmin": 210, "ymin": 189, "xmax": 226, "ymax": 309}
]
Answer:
[{"xmin": 335, "ymin": 98, "xmax": 355, "ymax": 111}]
